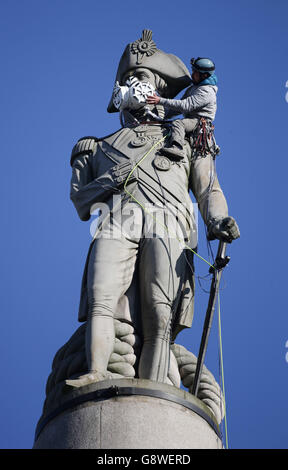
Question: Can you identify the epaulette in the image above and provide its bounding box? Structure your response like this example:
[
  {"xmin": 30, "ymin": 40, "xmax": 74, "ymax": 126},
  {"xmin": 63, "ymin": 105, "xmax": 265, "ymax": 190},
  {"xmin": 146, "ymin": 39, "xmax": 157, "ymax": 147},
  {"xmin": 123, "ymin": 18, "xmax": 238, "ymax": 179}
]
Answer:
[{"xmin": 70, "ymin": 136, "xmax": 98, "ymax": 167}]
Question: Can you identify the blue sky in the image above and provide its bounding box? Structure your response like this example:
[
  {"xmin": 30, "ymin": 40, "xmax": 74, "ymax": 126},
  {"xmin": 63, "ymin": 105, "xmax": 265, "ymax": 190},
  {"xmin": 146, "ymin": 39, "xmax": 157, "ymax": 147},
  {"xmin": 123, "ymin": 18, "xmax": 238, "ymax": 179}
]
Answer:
[{"xmin": 1, "ymin": 0, "xmax": 288, "ymax": 449}]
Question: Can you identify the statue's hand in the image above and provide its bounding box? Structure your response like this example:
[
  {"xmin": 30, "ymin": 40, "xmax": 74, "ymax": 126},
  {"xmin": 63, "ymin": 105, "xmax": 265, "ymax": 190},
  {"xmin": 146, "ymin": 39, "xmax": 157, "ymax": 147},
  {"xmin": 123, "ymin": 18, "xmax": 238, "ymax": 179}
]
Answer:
[
  {"xmin": 111, "ymin": 160, "xmax": 138, "ymax": 188},
  {"xmin": 208, "ymin": 216, "xmax": 240, "ymax": 243}
]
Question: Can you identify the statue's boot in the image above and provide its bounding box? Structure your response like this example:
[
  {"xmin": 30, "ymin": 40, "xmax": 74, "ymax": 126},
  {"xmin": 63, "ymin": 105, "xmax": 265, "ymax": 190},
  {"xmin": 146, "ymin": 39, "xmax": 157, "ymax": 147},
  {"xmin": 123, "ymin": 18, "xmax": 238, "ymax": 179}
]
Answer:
[
  {"xmin": 65, "ymin": 371, "xmax": 112, "ymax": 388},
  {"xmin": 161, "ymin": 145, "xmax": 184, "ymax": 160}
]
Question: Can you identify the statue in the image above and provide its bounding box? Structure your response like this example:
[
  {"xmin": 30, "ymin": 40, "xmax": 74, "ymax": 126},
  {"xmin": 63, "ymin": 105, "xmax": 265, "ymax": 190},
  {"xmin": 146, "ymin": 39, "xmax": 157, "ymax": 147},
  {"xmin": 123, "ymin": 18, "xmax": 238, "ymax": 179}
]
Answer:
[{"xmin": 65, "ymin": 30, "xmax": 240, "ymax": 389}]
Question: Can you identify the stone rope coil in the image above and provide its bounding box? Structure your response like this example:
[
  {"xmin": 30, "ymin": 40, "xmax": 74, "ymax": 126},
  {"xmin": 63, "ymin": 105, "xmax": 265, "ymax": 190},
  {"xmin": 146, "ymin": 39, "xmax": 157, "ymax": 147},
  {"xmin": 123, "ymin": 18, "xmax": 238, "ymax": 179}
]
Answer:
[{"xmin": 43, "ymin": 320, "xmax": 224, "ymax": 424}]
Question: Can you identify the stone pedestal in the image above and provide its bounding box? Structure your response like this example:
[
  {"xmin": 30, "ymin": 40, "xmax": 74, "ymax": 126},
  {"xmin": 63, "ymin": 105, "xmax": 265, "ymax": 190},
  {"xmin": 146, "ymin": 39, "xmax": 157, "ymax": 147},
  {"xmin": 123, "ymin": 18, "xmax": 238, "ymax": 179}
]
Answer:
[{"xmin": 33, "ymin": 379, "xmax": 223, "ymax": 449}]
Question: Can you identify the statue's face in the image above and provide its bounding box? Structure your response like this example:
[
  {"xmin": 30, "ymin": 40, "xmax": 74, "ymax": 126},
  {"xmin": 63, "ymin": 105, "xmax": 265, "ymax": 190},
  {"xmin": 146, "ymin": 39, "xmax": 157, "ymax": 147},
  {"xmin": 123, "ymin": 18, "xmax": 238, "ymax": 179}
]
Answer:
[
  {"xmin": 112, "ymin": 71, "xmax": 155, "ymax": 112},
  {"xmin": 122, "ymin": 68, "xmax": 156, "ymax": 89}
]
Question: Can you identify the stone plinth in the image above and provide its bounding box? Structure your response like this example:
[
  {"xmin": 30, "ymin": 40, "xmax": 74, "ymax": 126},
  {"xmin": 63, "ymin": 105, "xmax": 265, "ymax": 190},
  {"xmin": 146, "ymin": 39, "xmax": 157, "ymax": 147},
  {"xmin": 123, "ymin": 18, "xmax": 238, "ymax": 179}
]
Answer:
[{"xmin": 33, "ymin": 379, "xmax": 223, "ymax": 449}]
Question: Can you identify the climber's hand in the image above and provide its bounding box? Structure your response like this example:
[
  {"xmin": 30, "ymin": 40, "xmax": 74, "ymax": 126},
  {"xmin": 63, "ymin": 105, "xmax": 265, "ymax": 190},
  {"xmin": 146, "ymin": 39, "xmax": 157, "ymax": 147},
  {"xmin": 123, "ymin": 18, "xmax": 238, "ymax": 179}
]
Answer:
[{"xmin": 146, "ymin": 93, "xmax": 160, "ymax": 105}]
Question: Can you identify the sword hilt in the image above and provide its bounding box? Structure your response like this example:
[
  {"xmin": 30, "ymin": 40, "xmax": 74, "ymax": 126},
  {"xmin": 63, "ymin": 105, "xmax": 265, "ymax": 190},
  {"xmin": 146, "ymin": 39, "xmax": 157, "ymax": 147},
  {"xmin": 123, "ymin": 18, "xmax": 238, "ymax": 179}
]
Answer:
[
  {"xmin": 209, "ymin": 241, "xmax": 230, "ymax": 273},
  {"xmin": 192, "ymin": 241, "xmax": 231, "ymax": 396}
]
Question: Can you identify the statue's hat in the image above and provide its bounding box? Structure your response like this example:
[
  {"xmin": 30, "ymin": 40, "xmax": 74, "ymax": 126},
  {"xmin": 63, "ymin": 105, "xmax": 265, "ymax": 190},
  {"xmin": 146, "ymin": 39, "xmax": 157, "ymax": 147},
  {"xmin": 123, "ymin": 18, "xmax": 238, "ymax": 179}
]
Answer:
[{"xmin": 107, "ymin": 30, "xmax": 192, "ymax": 113}]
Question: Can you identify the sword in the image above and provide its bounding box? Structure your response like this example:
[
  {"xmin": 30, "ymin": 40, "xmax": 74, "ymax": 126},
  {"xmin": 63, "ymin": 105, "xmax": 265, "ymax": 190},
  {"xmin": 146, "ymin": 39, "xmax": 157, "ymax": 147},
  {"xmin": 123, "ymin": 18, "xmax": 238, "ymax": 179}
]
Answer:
[{"xmin": 191, "ymin": 240, "xmax": 230, "ymax": 397}]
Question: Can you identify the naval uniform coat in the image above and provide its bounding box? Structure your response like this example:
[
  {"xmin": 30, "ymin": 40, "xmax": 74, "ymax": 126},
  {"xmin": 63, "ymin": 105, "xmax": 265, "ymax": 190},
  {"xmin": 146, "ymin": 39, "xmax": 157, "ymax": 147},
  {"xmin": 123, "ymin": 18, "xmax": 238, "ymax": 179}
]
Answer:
[{"xmin": 70, "ymin": 124, "xmax": 228, "ymax": 341}]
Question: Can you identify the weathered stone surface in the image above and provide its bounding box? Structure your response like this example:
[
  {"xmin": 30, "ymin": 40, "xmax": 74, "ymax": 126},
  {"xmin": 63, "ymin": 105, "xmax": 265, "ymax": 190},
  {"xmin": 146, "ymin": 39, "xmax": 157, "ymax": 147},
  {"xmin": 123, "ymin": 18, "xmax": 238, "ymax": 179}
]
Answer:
[
  {"xmin": 34, "ymin": 379, "xmax": 223, "ymax": 449},
  {"xmin": 42, "ymin": 322, "xmax": 224, "ymax": 424}
]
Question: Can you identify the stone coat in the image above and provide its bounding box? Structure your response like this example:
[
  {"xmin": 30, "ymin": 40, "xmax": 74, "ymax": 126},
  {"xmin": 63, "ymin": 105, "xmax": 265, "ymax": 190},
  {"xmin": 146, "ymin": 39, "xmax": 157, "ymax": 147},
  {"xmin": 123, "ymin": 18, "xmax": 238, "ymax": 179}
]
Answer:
[{"xmin": 70, "ymin": 123, "xmax": 228, "ymax": 340}]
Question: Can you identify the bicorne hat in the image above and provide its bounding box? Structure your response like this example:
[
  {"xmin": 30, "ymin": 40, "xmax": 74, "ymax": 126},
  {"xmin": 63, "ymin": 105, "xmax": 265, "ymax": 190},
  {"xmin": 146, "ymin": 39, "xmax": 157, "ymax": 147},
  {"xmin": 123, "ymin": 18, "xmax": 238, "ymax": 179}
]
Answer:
[{"xmin": 107, "ymin": 30, "xmax": 192, "ymax": 113}]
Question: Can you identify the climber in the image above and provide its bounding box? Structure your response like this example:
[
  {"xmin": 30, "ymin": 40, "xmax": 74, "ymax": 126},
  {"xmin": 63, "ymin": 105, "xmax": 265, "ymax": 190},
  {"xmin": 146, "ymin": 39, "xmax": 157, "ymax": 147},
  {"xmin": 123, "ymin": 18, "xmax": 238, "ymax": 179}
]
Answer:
[{"xmin": 146, "ymin": 57, "xmax": 218, "ymax": 159}]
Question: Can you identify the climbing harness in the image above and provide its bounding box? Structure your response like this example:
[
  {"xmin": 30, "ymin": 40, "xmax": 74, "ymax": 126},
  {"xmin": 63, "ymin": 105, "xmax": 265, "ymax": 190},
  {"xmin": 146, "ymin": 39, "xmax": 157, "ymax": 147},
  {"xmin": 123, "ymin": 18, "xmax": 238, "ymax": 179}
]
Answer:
[{"xmin": 190, "ymin": 117, "xmax": 220, "ymax": 159}]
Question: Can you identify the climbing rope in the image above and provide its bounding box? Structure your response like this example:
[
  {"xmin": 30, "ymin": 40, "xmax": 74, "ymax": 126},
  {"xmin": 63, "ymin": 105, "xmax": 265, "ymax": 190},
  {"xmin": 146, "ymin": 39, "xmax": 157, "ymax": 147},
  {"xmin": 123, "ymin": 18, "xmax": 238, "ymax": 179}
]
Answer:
[
  {"xmin": 217, "ymin": 292, "xmax": 229, "ymax": 449},
  {"xmin": 123, "ymin": 132, "xmax": 214, "ymax": 269},
  {"xmin": 122, "ymin": 131, "xmax": 229, "ymax": 447}
]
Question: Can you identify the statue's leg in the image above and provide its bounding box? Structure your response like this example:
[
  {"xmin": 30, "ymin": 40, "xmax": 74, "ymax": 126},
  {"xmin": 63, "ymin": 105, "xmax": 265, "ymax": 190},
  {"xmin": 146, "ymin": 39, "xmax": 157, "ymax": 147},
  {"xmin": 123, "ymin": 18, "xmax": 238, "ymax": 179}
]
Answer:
[
  {"xmin": 66, "ymin": 235, "xmax": 138, "ymax": 387},
  {"xmin": 138, "ymin": 222, "xmax": 187, "ymax": 383}
]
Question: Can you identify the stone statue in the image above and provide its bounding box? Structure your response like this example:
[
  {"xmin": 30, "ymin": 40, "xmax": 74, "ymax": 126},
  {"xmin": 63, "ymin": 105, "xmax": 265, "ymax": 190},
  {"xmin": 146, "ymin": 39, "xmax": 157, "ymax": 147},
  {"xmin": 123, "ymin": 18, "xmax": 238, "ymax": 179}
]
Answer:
[
  {"xmin": 44, "ymin": 323, "xmax": 225, "ymax": 425},
  {"xmin": 65, "ymin": 30, "xmax": 240, "ymax": 389}
]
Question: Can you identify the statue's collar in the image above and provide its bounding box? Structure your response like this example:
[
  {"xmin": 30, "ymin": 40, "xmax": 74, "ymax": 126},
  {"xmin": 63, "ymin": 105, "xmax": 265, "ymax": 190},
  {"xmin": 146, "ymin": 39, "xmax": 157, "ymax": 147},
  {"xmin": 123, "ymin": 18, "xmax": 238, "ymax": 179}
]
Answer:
[{"xmin": 100, "ymin": 123, "xmax": 168, "ymax": 159}]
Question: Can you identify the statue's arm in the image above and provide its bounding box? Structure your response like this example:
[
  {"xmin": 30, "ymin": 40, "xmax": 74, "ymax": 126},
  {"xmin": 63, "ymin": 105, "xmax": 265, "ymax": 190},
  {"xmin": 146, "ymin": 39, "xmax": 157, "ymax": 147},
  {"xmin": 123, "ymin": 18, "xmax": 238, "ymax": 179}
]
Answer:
[
  {"xmin": 70, "ymin": 154, "xmax": 111, "ymax": 221},
  {"xmin": 70, "ymin": 140, "xmax": 136, "ymax": 221},
  {"xmin": 189, "ymin": 155, "xmax": 240, "ymax": 242}
]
